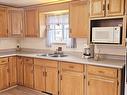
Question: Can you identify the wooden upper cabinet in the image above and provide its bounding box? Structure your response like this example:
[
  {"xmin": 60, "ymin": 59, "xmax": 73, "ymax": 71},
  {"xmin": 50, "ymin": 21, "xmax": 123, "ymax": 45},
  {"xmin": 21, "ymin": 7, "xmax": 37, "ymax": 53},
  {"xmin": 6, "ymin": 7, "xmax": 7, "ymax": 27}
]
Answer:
[
  {"xmin": 8, "ymin": 56, "xmax": 17, "ymax": 86},
  {"xmin": 90, "ymin": 0, "xmax": 125, "ymax": 18},
  {"xmin": 0, "ymin": 7, "xmax": 8, "ymax": 37},
  {"xmin": 24, "ymin": 8, "xmax": 39, "ymax": 37},
  {"xmin": 106, "ymin": 0, "xmax": 124, "ymax": 16},
  {"xmin": 87, "ymin": 75, "xmax": 118, "ymax": 95},
  {"xmin": 90, "ymin": 0, "xmax": 105, "ymax": 17},
  {"xmin": 69, "ymin": 0, "xmax": 89, "ymax": 38},
  {"xmin": 8, "ymin": 8, "xmax": 24, "ymax": 37}
]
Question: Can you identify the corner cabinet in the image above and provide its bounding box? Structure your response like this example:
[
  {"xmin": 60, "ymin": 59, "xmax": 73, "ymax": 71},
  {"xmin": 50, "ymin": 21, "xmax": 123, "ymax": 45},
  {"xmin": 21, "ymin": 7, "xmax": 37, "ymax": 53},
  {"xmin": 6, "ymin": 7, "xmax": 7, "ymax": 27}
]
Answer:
[
  {"xmin": 69, "ymin": 0, "xmax": 89, "ymax": 38},
  {"xmin": 90, "ymin": 0, "xmax": 125, "ymax": 18},
  {"xmin": 60, "ymin": 62, "xmax": 84, "ymax": 95},
  {"xmin": 8, "ymin": 8, "xmax": 24, "ymax": 37},
  {"xmin": 0, "ymin": 7, "xmax": 8, "ymax": 37},
  {"xmin": 24, "ymin": 7, "xmax": 39, "ymax": 37}
]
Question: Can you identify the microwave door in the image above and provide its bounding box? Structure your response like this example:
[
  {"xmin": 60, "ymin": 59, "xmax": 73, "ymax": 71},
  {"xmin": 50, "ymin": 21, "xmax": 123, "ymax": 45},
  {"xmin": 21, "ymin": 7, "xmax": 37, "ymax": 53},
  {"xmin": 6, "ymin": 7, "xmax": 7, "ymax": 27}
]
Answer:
[{"xmin": 92, "ymin": 27, "xmax": 114, "ymax": 43}]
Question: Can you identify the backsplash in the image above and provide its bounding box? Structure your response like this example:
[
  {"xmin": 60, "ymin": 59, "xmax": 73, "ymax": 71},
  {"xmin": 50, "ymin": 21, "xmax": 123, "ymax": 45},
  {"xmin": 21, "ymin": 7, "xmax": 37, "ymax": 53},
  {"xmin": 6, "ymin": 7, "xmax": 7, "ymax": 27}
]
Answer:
[
  {"xmin": 0, "ymin": 38, "xmax": 17, "ymax": 50},
  {"xmin": 20, "ymin": 38, "xmax": 126, "ymax": 56}
]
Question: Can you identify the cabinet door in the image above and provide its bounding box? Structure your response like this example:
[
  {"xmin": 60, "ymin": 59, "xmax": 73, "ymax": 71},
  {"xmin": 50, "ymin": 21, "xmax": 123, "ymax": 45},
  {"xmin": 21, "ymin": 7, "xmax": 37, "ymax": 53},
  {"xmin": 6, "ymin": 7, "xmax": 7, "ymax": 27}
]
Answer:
[
  {"xmin": 106, "ymin": 0, "xmax": 124, "ymax": 16},
  {"xmin": 23, "ymin": 58, "xmax": 34, "ymax": 88},
  {"xmin": 8, "ymin": 57, "xmax": 17, "ymax": 86},
  {"xmin": 8, "ymin": 9, "xmax": 24, "ymax": 37},
  {"xmin": 60, "ymin": 71, "xmax": 84, "ymax": 95},
  {"xmin": 0, "ymin": 64, "xmax": 9, "ymax": 90},
  {"xmin": 90, "ymin": 0, "xmax": 105, "ymax": 17},
  {"xmin": 34, "ymin": 65, "xmax": 45, "ymax": 91},
  {"xmin": 87, "ymin": 75, "xmax": 118, "ymax": 95},
  {"xmin": 70, "ymin": 1, "xmax": 89, "ymax": 38},
  {"xmin": 17, "ymin": 56, "xmax": 24, "ymax": 85},
  {"xmin": 0, "ymin": 7, "xmax": 8, "ymax": 37},
  {"xmin": 24, "ymin": 8, "xmax": 39, "ymax": 37},
  {"xmin": 46, "ymin": 67, "xmax": 58, "ymax": 95}
]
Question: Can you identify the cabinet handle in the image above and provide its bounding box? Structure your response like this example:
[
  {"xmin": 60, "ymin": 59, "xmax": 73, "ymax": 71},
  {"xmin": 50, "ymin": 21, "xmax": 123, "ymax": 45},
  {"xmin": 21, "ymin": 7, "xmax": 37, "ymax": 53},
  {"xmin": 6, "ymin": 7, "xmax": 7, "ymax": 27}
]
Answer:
[
  {"xmin": 103, "ymin": 4, "xmax": 105, "ymax": 10},
  {"xmin": 98, "ymin": 71, "xmax": 105, "ymax": 74},
  {"xmin": 107, "ymin": 3, "xmax": 109, "ymax": 10},
  {"xmin": 69, "ymin": 66, "xmax": 74, "ymax": 68}
]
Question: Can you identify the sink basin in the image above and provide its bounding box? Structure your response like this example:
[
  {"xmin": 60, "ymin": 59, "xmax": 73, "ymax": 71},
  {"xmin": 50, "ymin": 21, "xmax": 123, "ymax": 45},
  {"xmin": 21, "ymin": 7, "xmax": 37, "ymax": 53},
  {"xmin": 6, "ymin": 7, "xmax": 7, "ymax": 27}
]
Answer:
[{"xmin": 37, "ymin": 53, "xmax": 68, "ymax": 57}]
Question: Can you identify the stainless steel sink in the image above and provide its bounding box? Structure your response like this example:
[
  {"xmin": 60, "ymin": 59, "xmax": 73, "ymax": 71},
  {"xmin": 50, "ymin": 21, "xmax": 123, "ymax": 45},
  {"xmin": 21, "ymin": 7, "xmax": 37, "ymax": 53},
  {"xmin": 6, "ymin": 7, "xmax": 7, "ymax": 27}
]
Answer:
[{"xmin": 37, "ymin": 53, "xmax": 68, "ymax": 57}]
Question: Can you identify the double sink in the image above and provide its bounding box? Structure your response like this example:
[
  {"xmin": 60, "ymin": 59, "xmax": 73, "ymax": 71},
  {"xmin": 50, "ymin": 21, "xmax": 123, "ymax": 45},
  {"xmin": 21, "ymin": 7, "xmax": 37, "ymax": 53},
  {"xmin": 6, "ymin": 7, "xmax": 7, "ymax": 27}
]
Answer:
[{"xmin": 37, "ymin": 53, "xmax": 68, "ymax": 57}]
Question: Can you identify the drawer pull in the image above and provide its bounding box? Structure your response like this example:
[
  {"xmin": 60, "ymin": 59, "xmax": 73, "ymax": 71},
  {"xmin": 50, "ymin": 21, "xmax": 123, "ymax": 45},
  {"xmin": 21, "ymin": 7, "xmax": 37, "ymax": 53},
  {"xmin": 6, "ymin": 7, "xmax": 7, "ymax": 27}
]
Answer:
[
  {"xmin": 69, "ymin": 66, "xmax": 74, "ymax": 68},
  {"xmin": 98, "ymin": 71, "xmax": 105, "ymax": 74}
]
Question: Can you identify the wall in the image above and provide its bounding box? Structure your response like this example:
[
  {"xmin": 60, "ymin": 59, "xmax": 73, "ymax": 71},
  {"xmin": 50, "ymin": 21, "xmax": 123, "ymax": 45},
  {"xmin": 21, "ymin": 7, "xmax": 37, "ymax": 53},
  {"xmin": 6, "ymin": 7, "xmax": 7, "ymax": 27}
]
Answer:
[
  {"xmin": 20, "ymin": 38, "xmax": 126, "ymax": 56},
  {"xmin": 0, "ymin": 38, "xmax": 17, "ymax": 50}
]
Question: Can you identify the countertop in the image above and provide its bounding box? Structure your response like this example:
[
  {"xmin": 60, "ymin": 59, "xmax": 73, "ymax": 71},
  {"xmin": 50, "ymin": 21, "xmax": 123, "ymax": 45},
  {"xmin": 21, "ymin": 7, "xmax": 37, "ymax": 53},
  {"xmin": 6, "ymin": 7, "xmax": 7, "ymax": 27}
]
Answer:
[{"xmin": 0, "ymin": 52, "xmax": 125, "ymax": 69}]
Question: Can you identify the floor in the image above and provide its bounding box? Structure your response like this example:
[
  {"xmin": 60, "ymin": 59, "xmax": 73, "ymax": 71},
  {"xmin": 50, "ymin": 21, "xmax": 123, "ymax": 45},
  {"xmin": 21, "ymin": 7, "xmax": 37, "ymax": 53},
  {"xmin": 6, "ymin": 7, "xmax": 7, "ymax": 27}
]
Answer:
[{"xmin": 0, "ymin": 86, "xmax": 47, "ymax": 95}]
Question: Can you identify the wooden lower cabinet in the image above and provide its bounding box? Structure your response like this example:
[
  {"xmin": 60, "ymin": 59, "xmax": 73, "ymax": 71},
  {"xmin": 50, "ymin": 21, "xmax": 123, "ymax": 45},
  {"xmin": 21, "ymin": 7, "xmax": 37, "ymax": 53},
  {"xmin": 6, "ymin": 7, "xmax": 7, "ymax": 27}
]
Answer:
[
  {"xmin": 23, "ymin": 57, "xmax": 34, "ymax": 88},
  {"xmin": 60, "ymin": 62, "xmax": 84, "ymax": 95},
  {"xmin": 34, "ymin": 64, "xmax": 45, "ymax": 91},
  {"xmin": 45, "ymin": 67, "xmax": 58, "ymax": 95},
  {"xmin": 87, "ymin": 75, "xmax": 118, "ymax": 95},
  {"xmin": 34, "ymin": 58, "xmax": 58, "ymax": 95},
  {"xmin": 60, "ymin": 71, "xmax": 84, "ymax": 95},
  {"xmin": 0, "ymin": 58, "xmax": 9, "ymax": 90},
  {"xmin": 8, "ymin": 56, "xmax": 17, "ymax": 86},
  {"xmin": 17, "ymin": 56, "xmax": 24, "ymax": 85}
]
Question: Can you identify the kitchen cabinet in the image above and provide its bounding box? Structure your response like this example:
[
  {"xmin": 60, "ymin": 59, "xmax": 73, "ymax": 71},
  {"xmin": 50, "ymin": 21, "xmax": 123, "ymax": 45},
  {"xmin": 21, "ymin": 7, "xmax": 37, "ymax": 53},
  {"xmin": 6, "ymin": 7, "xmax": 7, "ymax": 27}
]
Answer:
[
  {"xmin": 8, "ymin": 8, "xmax": 24, "ymax": 37},
  {"xmin": 34, "ymin": 59, "xmax": 58, "ymax": 95},
  {"xmin": 23, "ymin": 57, "xmax": 34, "ymax": 88},
  {"xmin": 0, "ymin": 58, "xmax": 9, "ymax": 90},
  {"xmin": 17, "ymin": 56, "xmax": 24, "ymax": 85},
  {"xmin": 0, "ymin": 7, "xmax": 8, "ymax": 37},
  {"xmin": 87, "ymin": 65, "xmax": 118, "ymax": 95},
  {"xmin": 90, "ymin": 0, "xmax": 125, "ymax": 18},
  {"xmin": 24, "ymin": 7, "xmax": 39, "ymax": 37},
  {"xmin": 8, "ymin": 56, "xmax": 17, "ymax": 86},
  {"xmin": 69, "ymin": 0, "xmax": 89, "ymax": 38},
  {"xmin": 60, "ymin": 62, "xmax": 84, "ymax": 95}
]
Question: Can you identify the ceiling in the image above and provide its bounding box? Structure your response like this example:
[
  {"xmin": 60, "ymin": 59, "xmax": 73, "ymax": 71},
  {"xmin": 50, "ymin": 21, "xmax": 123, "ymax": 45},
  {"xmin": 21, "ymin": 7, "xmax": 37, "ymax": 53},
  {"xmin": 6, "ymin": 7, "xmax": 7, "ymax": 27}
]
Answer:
[{"xmin": 0, "ymin": 0, "xmax": 70, "ymax": 7}]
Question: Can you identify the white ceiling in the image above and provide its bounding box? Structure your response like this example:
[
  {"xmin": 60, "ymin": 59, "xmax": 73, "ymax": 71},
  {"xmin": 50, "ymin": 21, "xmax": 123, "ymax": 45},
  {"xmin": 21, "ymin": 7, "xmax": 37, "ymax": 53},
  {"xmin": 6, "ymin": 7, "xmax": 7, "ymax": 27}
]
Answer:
[{"xmin": 0, "ymin": 0, "xmax": 70, "ymax": 7}]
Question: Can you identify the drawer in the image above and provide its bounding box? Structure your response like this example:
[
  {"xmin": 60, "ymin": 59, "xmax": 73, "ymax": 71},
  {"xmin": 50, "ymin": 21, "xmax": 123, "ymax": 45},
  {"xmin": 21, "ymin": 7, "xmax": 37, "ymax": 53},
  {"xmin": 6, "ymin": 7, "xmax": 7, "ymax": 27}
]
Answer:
[
  {"xmin": 0, "ymin": 58, "xmax": 8, "ymax": 64},
  {"xmin": 23, "ymin": 57, "xmax": 33, "ymax": 64},
  {"xmin": 34, "ymin": 58, "xmax": 58, "ymax": 68},
  {"xmin": 61, "ymin": 62, "xmax": 84, "ymax": 72},
  {"xmin": 87, "ymin": 65, "xmax": 118, "ymax": 78}
]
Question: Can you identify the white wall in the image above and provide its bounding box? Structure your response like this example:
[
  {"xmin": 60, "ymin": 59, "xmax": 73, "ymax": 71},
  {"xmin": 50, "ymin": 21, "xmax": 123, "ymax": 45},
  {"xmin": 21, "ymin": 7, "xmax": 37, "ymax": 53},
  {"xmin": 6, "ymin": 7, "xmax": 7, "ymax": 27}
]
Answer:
[
  {"xmin": 20, "ymin": 38, "xmax": 126, "ymax": 56},
  {"xmin": 0, "ymin": 38, "xmax": 17, "ymax": 50}
]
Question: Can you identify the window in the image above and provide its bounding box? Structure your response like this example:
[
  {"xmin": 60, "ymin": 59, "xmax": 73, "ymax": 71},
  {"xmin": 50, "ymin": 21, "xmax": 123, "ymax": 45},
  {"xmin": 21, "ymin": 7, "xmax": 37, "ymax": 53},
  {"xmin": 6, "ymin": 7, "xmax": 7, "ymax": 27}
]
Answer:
[{"xmin": 46, "ymin": 13, "xmax": 76, "ymax": 48}]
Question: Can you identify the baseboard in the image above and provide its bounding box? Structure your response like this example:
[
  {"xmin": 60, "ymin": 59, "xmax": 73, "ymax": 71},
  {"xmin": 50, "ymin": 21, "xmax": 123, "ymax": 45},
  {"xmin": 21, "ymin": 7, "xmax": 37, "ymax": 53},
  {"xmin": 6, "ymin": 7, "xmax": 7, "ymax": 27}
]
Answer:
[{"xmin": 0, "ymin": 85, "xmax": 18, "ymax": 93}]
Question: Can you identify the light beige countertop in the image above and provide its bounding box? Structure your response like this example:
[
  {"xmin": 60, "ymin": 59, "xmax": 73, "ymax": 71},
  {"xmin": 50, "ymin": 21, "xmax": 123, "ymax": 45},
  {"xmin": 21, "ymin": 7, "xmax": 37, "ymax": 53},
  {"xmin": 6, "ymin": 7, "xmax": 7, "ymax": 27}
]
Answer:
[{"xmin": 0, "ymin": 52, "xmax": 125, "ymax": 69}]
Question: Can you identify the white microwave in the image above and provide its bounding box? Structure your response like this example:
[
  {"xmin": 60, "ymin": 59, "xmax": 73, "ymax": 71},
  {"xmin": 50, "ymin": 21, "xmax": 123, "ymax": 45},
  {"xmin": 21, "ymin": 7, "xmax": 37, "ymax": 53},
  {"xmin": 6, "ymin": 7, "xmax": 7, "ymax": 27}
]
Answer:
[{"xmin": 92, "ymin": 27, "xmax": 121, "ymax": 44}]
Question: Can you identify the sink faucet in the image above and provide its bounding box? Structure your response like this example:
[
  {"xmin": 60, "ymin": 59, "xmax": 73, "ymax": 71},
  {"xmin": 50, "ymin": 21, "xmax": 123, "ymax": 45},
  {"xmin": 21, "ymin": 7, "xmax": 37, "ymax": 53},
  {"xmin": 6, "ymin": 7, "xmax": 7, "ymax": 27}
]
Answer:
[{"xmin": 54, "ymin": 47, "xmax": 63, "ymax": 55}]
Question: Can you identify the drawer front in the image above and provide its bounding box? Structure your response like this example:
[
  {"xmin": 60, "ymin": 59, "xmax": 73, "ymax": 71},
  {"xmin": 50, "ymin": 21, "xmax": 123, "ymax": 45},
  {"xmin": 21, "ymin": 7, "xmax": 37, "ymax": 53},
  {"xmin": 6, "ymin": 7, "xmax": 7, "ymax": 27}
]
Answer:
[
  {"xmin": 87, "ymin": 65, "xmax": 118, "ymax": 78},
  {"xmin": 34, "ymin": 58, "xmax": 57, "ymax": 68},
  {"xmin": 24, "ymin": 57, "xmax": 33, "ymax": 64},
  {"xmin": 0, "ymin": 58, "xmax": 8, "ymax": 64},
  {"xmin": 61, "ymin": 62, "xmax": 84, "ymax": 72}
]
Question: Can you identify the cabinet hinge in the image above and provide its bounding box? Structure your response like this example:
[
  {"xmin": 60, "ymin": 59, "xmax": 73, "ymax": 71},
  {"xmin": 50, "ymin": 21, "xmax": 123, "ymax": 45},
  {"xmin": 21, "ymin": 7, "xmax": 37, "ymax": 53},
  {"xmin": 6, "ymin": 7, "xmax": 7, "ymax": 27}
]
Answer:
[
  {"xmin": 84, "ymin": 75, "xmax": 85, "ymax": 79},
  {"xmin": 58, "ymin": 70, "xmax": 60, "ymax": 74},
  {"xmin": 88, "ymin": 81, "xmax": 90, "ymax": 86},
  {"xmin": 60, "ymin": 75, "xmax": 62, "ymax": 80},
  {"xmin": 117, "ymin": 81, "xmax": 120, "ymax": 86},
  {"xmin": 58, "ymin": 91, "xmax": 59, "ymax": 95}
]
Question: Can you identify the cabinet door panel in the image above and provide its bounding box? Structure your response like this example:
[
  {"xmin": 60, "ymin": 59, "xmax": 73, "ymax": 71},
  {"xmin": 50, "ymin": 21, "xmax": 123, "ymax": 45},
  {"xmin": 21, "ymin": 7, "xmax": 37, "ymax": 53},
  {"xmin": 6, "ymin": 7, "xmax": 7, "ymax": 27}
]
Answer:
[
  {"xmin": 34, "ymin": 65, "xmax": 45, "ymax": 91},
  {"xmin": 8, "ymin": 57, "xmax": 17, "ymax": 86},
  {"xmin": 17, "ymin": 57, "xmax": 24, "ymax": 85},
  {"xmin": 46, "ymin": 67, "xmax": 58, "ymax": 95},
  {"xmin": 61, "ymin": 71, "xmax": 84, "ymax": 95},
  {"xmin": 0, "ymin": 7, "xmax": 8, "ymax": 37},
  {"xmin": 0, "ymin": 64, "xmax": 9, "ymax": 90},
  {"xmin": 90, "ymin": 0, "xmax": 105, "ymax": 17},
  {"xmin": 24, "ymin": 63, "xmax": 34, "ymax": 88},
  {"xmin": 106, "ymin": 0, "xmax": 124, "ymax": 16},
  {"xmin": 70, "ymin": 1, "xmax": 89, "ymax": 38},
  {"xmin": 88, "ymin": 75, "xmax": 117, "ymax": 95}
]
